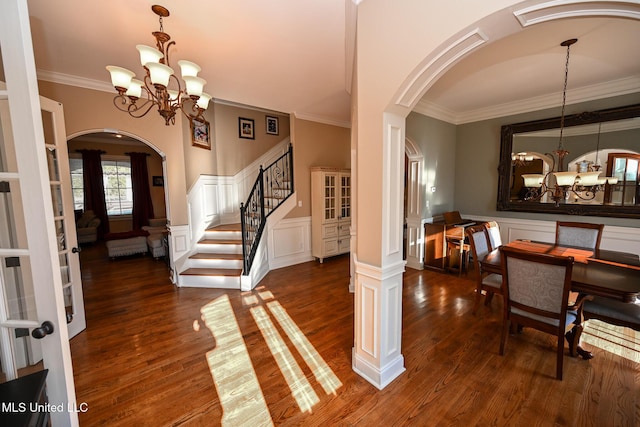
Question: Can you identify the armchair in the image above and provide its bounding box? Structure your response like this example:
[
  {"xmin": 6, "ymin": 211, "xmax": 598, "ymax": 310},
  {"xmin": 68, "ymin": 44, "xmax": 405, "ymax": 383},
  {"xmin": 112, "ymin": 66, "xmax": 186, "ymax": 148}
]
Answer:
[{"xmin": 76, "ymin": 210, "xmax": 101, "ymax": 244}]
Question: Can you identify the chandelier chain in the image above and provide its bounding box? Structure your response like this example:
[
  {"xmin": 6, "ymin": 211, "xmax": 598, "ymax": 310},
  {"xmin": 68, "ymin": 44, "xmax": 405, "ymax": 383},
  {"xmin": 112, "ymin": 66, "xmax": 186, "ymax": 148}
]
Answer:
[{"xmin": 558, "ymin": 41, "xmax": 572, "ymax": 150}]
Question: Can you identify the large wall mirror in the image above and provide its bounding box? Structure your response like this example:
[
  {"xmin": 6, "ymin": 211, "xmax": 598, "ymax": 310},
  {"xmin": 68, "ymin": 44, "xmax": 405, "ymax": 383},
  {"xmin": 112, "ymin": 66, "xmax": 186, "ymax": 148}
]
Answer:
[{"xmin": 497, "ymin": 104, "xmax": 640, "ymax": 218}]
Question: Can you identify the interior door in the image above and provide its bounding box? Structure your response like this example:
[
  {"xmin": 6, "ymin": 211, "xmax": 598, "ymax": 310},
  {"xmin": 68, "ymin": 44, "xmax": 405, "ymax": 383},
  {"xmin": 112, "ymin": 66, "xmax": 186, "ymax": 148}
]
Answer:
[
  {"xmin": 0, "ymin": 0, "xmax": 79, "ymax": 425},
  {"xmin": 40, "ymin": 97, "xmax": 86, "ymax": 339}
]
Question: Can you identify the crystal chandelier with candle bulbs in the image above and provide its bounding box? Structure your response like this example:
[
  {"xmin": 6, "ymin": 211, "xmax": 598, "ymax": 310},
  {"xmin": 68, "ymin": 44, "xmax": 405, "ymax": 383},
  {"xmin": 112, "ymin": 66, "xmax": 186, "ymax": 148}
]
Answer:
[
  {"xmin": 520, "ymin": 39, "xmax": 617, "ymax": 206},
  {"xmin": 106, "ymin": 5, "xmax": 211, "ymax": 125}
]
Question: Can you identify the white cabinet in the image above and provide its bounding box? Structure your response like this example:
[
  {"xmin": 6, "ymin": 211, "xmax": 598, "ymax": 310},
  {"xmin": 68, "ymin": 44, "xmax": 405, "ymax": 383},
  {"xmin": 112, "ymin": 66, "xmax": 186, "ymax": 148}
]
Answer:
[{"xmin": 311, "ymin": 167, "xmax": 351, "ymax": 263}]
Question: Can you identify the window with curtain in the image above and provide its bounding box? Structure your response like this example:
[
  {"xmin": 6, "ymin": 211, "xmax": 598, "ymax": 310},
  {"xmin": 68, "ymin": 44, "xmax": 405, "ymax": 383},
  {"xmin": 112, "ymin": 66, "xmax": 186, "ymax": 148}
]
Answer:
[{"xmin": 70, "ymin": 156, "xmax": 133, "ymax": 216}]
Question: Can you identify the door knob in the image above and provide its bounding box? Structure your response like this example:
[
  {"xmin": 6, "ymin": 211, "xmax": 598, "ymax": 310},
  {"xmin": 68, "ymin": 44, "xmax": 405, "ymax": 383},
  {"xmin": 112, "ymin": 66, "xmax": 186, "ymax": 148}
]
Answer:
[
  {"xmin": 72, "ymin": 247, "xmax": 81, "ymax": 253},
  {"xmin": 31, "ymin": 321, "xmax": 54, "ymax": 339}
]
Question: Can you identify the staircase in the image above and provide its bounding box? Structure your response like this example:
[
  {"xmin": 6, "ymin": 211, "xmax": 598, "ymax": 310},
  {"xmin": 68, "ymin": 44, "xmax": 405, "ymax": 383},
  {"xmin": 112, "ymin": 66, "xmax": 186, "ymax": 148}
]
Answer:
[
  {"xmin": 177, "ymin": 143, "xmax": 294, "ymax": 289},
  {"xmin": 179, "ymin": 223, "xmax": 244, "ymax": 288}
]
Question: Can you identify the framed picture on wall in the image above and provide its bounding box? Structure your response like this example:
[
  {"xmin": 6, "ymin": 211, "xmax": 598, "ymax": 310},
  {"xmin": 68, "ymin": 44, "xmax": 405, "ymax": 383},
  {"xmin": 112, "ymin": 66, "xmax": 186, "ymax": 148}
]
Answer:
[
  {"xmin": 239, "ymin": 117, "xmax": 255, "ymax": 139},
  {"xmin": 266, "ymin": 116, "xmax": 279, "ymax": 135},
  {"xmin": 191, "ymin": 118, "xmax": 211, "ymax": 150},
  {"xmin": 152, "ymin": 176, "xmax": 164, "ymax": 187}
]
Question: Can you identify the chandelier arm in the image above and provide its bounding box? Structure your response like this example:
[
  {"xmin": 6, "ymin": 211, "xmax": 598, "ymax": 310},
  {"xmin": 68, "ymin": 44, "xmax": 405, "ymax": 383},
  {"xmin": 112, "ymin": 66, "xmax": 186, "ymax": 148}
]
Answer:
[
  {"xmin": 163, "ymin": 41, "xmax": 176, "ymax": 68},
  {"xmin": 126, "ymin": 99, "xmax": 158, "ymax": 119},
  {"xmin": 570, "ymin": 186, "xmax": 599, "ymax": 201}
]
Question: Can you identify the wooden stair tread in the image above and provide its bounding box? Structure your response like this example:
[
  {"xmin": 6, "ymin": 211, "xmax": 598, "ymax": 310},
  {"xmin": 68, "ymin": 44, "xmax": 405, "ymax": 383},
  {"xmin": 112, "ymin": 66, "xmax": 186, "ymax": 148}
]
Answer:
[
  {"xmin": 198, "ymin": 239, "xmax": 242, "ymax": 245},
  {"xmin": 189, "ymin": 253, "xmax": 243, "ymax": 260},
  {"xmin": 205, "ymin": 223, "xmax": 242, "ymax": 232},
  {"xmin": 181, "ymin": 268, "xmax": 242, "ymax": 276}
]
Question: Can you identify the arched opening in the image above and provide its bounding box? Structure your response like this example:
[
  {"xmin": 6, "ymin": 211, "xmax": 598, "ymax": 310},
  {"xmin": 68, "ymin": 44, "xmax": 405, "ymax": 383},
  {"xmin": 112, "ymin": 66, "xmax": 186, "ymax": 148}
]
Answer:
[{"xmin": 67, "ymin": 130, "xmax": 167, "ymax": 236}]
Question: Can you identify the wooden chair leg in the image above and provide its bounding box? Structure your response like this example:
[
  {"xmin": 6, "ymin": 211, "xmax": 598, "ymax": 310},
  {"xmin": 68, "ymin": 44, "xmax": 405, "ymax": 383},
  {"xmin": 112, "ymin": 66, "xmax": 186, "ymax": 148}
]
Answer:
[
  {"xmin": 485, "ymin": 291, "xmax": 494, "ymax": 306},
  {"xmin": 500, "ymin": 319, "xmax": 509, "ymax": 355},
  {"xmin": 472, "ymin": 286, "xmax": 482, "ymax": 315},
  {"xmin": 565, "ymin": 327, "xmax": 578, "ymax": 357},
  {"xmin": 556, "ymin": 335, "xmax": 564, "ymax": 380}
]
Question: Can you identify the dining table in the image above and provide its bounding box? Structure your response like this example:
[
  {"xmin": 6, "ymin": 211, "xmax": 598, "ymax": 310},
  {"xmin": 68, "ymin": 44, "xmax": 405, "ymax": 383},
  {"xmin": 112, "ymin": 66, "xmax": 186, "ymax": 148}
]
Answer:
[
  {"xmin": 481, "ymin": 240, "xmax": 640, "ymax": 303},
  {"xmin": 481, "ymin": 239, "xmax": 640, "ymax": 360}
]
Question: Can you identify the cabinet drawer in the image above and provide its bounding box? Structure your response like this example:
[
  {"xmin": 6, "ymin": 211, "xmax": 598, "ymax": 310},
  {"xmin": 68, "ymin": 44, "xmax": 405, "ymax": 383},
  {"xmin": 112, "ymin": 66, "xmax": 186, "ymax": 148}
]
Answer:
[{"xmin": 323, "ymin": 224, "xmax": 339, "ymax": 238}]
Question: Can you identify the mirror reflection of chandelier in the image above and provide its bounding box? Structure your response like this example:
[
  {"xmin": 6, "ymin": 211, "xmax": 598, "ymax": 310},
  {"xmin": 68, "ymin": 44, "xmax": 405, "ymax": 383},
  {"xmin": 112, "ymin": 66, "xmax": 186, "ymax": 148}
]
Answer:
[
  {"xmin": 106, "ymin": 5, "xmax": 211, "ymax": 125},
  {"xmin": 520, "ymin": 38, "xmax": 617, "ymax": 207}
]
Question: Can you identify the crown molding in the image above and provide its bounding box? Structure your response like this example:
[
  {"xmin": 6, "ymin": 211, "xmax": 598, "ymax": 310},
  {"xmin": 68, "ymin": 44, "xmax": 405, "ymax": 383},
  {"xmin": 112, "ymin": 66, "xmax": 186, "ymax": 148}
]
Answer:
[
  {"xmin": 35, "ymin": 70, "xmax": 352, "ymax": 127},
  {"xmin": 514, "ymin": 0, "xmax": 640, "ymax": 27},
  {"xmin": 414, "ymin": 76, "xmax": 640, "ymax": 124},
  {"xmin": 37, "ymin": 69, "xmax": 113, "ymax": 93}
]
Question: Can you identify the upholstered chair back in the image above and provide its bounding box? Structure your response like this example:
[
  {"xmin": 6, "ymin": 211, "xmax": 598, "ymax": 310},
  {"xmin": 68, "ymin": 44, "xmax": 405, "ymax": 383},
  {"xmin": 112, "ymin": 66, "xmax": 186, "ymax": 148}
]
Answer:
[
  {"xmin": 556, "ymin": 221, "xmax": 604, "ymax": 250},
  {"xmin": 484, "ymin": 221, "xmax": 502, "ymax": 250},
  {"xmin": 468, "ymin": 226, "xmax": 491, "ymax": 261},
  {"xmin": 506, "ymin": 257, "xmax": 568, "ymax": 320}
]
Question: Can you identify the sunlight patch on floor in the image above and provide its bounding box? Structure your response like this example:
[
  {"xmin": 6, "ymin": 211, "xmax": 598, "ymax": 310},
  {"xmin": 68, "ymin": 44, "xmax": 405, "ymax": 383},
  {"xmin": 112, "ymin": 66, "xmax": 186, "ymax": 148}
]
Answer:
[
  {"xmin": 582, "ymin": 319, "xmax": 640, "ymax": 363},
  {"xmin": 201, "ymin": 295, "xmax": 273, "ymax": 427},
  {"xmin": 267, "ymin": 301, "xmax": 343, "ymax": 395},
  {"xmin": 251, "ymin": 305, "xmax": 320, "ymax": 412}
]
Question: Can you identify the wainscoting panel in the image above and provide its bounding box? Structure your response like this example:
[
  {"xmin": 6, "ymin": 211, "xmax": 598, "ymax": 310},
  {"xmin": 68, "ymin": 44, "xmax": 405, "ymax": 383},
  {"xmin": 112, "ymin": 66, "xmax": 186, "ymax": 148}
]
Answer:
[{"xmin": 268, "ymin": 216, "xmax": 313, "ymax": 270}]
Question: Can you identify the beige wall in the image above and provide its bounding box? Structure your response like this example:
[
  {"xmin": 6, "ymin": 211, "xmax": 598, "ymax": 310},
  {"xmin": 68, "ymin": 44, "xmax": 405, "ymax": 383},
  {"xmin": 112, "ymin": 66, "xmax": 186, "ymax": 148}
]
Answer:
[
  {"xmin": 67, "ymin": 139, "xmax": 166, "ymax": 232},
  {"xmin": 182, "ymin": 101, "xmax": 291, "ymax": 189},
  {"xmin": 287, "ymin": 117, "xmax": 351, "ymax": 218},
  {"xmin": 355, "ymin": 0, "xmax": 521, "ymax": 265},
  {"xmin": 214, "ymin": 103, "xmax": 290, "ymax": 176},
  {"xmin": 38, "ymin": 81, "xmax": 190, "ymax": 225},
  {"xmin": 37, "ymin": 81, "xmax": 299, "ymax": 226},
  {"xmin": 182, "ymin": 103, "xmax": 217, "ymax": 191}
]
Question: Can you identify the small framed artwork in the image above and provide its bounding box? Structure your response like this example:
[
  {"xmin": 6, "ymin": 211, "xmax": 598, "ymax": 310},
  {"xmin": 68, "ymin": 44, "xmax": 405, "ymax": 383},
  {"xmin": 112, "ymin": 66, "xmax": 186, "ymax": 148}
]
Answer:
[
  {"xmin": 266, "ymin": 116, "xmax": 279, "ymax": 135},
  {"xmin": 152, "ymin": 176, "xmax": 164, "ymax": 187},
  {"xmin": 239, "ymin": 117, "xmax": 255, "ymax": 139},
  {"xmin": 191, "ymin": 118, "xmax": 211, "ymax": 150}
]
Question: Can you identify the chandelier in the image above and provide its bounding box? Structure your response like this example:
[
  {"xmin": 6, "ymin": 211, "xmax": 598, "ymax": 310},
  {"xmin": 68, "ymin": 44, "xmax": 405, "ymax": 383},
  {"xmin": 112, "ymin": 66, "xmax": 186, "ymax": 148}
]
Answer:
[
  {"xmin": 106, "ymin": 5, "xmax": 210, "ymax": 125},
  {"xmin": 520, "ymin": 39, "xmax": 617, "ymax": 206}
]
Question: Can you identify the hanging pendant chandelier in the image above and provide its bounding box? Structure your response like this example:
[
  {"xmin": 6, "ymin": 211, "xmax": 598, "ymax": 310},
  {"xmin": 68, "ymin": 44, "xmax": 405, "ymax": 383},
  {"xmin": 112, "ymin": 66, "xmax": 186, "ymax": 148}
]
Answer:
[
  {"xmin": 106, "ymin": 5, "xmax": 211, "ymax": 125},
  {"xmin": 520, "ymin": 38, "xmax": 617, "ymax": 206}
]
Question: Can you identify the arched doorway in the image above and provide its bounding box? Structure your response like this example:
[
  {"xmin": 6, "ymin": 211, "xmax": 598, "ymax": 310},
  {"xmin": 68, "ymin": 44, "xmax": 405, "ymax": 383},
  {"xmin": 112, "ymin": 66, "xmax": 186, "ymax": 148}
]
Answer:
[{"xmin": 67, "ymin": 130, "xmax": 168, "ymax": 236}]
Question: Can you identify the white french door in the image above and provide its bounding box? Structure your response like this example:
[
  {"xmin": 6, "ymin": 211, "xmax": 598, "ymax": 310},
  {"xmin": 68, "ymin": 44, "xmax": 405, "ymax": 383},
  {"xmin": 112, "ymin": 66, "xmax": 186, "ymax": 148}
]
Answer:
[
  {"xmin": 40, "ymin": 97, "xmax": 86, "ymax": 339},
  {"xmin": 0, "ymin": 0, "xmax": 79, "ymax": 425}
]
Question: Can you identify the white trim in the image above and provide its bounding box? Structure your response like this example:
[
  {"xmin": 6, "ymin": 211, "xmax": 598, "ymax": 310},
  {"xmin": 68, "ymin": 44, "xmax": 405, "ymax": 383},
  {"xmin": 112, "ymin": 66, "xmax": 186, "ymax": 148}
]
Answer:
[
  {"xmin": 352, "ymin": 256, "xmax": 406, "ymax": 389},
  {"xmin": 352, "ymin": 349, "xmax": 406, "ymax": 390},
  {"xmin": 396, "ymin": 28, "xmax": 489, "ymax": 109},
  {"xmin": 514, "ymin": 0, "xmax": 640, "ymax": 27},
  {"xmin": 414, "ymin": 76, "xmax": 640, "ymax": 124},
  {"xmin": 398, "ymin": 1, "xmax": 640, "ymax": 125}
]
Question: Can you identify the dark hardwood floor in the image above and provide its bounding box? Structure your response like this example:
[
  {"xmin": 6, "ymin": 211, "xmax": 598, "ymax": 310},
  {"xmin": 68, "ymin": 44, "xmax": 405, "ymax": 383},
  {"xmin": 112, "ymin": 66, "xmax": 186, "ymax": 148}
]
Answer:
[{"xmin": 71, "ymin": 244, "xmax": 639, "ymax": 426}]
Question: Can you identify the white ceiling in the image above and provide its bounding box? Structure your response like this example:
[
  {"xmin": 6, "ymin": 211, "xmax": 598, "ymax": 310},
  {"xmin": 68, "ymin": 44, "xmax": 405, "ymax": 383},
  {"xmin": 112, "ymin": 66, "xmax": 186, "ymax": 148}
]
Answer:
[{"xmin": 23, "ymin": 1, "xmax": 640, "ymax": 127}]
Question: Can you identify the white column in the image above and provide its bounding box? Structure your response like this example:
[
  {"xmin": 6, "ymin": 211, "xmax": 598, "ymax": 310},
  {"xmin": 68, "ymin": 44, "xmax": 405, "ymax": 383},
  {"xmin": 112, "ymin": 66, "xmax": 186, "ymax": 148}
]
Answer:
[{"xmin": 352, "ymin": 112, "xmax": 406, "ymax": 389}]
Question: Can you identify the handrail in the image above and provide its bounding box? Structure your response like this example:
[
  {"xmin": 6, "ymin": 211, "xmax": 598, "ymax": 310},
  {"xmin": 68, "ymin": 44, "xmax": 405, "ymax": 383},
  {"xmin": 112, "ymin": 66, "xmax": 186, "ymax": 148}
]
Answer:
[{"xmin": 240, "ymin": 144, "xmax": 294, "ymax": 273}]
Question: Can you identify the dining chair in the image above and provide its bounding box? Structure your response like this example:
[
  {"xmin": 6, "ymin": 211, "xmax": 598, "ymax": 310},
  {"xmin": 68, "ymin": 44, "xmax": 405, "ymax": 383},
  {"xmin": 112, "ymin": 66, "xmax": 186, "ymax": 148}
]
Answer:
[
  {"xmin": 466, "ymin": 224, "xmax": 503, "ymax": 314},
  {"xmin": 583, "ymin": 296, "xmax": 640, "ymax": 331},
  {"xmin": 555, "ymin": 221, "xmax": 604, "ymax": 250},
  {"xmin": 499, "ymin": 246, "xmax": 589, "ymax": 380},
  {"xmin": 484, "ymin": 220, "xmax": 502, "ymax": 250}
]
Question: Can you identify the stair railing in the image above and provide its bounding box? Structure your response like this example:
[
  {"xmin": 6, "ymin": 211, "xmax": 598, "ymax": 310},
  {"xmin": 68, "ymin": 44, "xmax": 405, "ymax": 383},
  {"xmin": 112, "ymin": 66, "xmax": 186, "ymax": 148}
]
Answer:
[{"xmin": 240, "ymin": 143, "xmax": 294, "ymax": 273}]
